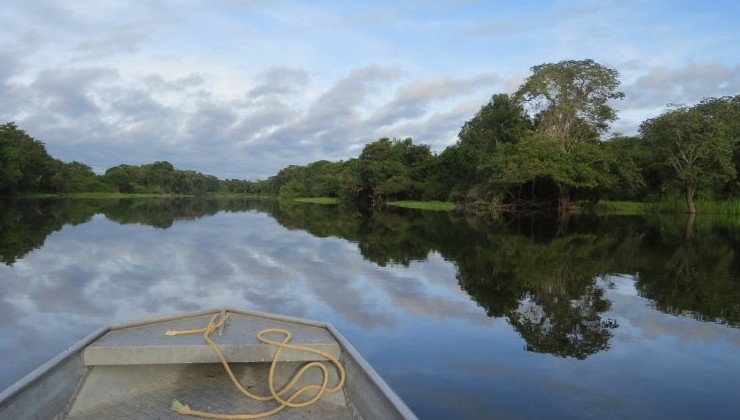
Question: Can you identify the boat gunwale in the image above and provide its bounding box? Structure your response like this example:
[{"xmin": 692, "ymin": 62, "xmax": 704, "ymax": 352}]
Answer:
[
  {"xmin": 326, "ymin": 322, "xmax": 417, "ymax": 420},
  {"xmin": 0, "ymin": 326, "xmax": 108, "ymax": 405}
]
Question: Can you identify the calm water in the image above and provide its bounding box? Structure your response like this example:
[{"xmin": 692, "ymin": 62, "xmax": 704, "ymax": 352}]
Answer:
[{"xmin": 1, "ymin": 198, "xmax": 739, "ymax": 419}]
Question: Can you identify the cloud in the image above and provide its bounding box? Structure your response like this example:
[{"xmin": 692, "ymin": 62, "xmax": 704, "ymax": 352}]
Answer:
[
  {"xmin": 369, "ymin": 74, "xmax": 501, "ymax": 128},
  {"xmin": 247, "ymin": 67, "xmax": 310, "ymax": 98},
  {"xmin": 107, "ymin": 88, "xmax": 170, "ymax": 125},
  {"xmin": 251, "ymin": 65, "xmax": 402, "ymax": 162},
  {"xmin": 0, "ymin": 50, "xmax": 19, "ymax": 83},
  {"xmin": 625, "ymin": 62, "xmax": 740, "ymax": 108},
  {"xmin": 1, "ymin": 0, "xmax": 76, "ymax": 30},
  {"xmin": 246, "ymin": 68, "xmax": 502, "ymax": 168},
  {"xmin": 0, "ymin": 50, "xmax": 23, "ymax": 105},
  {"xmin": 379, "ymin": 100, "xmax": 483, "ymax": 150},
  {"xmin": 610, "ymin": 62, "xmax": 740, "ymax": 134},
  {"xmin": 306, "ymin": 65, "xmax": 402, "ymax": 122},
  {"xmin": 184, "ymin": 101, "xmax": 238, "ymax": 145},
  {"xmin": 30, "ymin": 67, "xmax": 118, "ymax": 117},
  {"xmin": 74, "ymin": 27, "xmax": 153, "ymax": 58},
  {"xmin": 141, "ymin": 74, "xmax": 206, "ymax": 92}
]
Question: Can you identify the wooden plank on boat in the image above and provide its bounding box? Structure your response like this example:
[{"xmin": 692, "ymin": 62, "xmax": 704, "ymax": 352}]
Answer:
[{"xmin": 83, "ymin": 311, "xmax": 340, "ymax": 365}]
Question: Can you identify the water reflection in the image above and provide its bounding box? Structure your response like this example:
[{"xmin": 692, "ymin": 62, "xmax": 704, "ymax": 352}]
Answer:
[
  {"xmin": 634, "ymin": 216, "xmax": 740, "ymax": 326},
  {"xmin": 271, "ymin": 202, "xmax": 740, "ymax": 354},
  {"xmin": 1, "ymin": 198, "xmax": 740, "ymax": 418},
  {"xmin": 2, "ymin": 199, "xmax": 739, "ymax": 339},
  {"xmin": 0, "ymin": 198, "xmax": 478, "ymax": 388}
]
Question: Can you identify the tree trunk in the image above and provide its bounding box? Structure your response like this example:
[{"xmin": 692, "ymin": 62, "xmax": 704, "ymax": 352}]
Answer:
[
  {"xmin": 557, "ymin": 213, "xmax": 571, "ymax": 236},
  {"xmin": 558, "ymin": 184, "xmax": 571, "ymax": 216},
  {"xmin": 685, "ymin": 212, "xmax": 696, "ymax": 241},
  {"xmin": 685, "ymin": 185, "xmax": 697, "ymax": 214}
]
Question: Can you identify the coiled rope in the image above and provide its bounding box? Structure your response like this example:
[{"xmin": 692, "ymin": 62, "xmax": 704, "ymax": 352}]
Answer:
[{"xmin": 165, "ymin": 312, "xmax": 346, "ymax": 419}]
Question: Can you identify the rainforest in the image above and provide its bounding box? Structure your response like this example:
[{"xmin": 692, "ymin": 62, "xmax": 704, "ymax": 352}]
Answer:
[{"xmin": 2, "ymin": 60, "xmax": 739, "ymax": 215}]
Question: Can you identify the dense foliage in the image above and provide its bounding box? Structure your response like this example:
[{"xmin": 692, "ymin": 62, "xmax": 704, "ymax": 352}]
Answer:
[
  {"xmin": 263, "ymin": 60, "xmax": 739, "ymax": 214},
  {"xmin": 2, "ymin": 59, "xmax": 739, "ymax": 213},
  {"xmin": 0, "ymin": 122, "xmax": 265, "ymax": 196}
]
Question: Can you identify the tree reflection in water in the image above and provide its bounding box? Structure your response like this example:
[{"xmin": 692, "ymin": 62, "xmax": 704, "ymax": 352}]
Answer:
[{"xmin": 2, "ymin": 197, "xmax": 739, "ymax": 359}]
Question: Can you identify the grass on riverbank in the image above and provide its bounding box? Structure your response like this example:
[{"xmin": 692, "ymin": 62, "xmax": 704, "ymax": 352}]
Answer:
[
  {"xmin": 594, "ymin": 199, "xmax": 740, "ymax": 215},
  {"xmin": 15, "ymin": 192, "xmax": 271, "ymax": 199},
  {"xmin": 15, "ymin": 192, "xmax": 163, "ymax": 199},
  {"xmin": 592, "ymin": 201, "xmax": 650, "ymax": 215},
  {"xmin": 387, "ymin": 200, "xmax": 455, "ymax": 211},
  {"xmin": 647, "ymin": 198, "xmax": 740, "ymax": 215},
  {"xmin": 291, "ymin": 197, "xmax": 456, "ymax": 211},
  {"xmin": 68, "ymin": 192, "xmax": 167, "ymax": 198},
  {"xmin": 293, "ymin": 197, "xmax": 341, "ymax": 204}
]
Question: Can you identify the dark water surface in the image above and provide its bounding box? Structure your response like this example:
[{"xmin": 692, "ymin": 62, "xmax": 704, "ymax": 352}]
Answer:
[{"xmin": 1, "ymin": 198, "xmax": 739, "ymax": 419}]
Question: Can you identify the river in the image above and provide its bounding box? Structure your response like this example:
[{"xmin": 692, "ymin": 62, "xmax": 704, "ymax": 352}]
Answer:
[{"xmin": 1, "ymin": 197, "xmax": 739, "ymax": 419}]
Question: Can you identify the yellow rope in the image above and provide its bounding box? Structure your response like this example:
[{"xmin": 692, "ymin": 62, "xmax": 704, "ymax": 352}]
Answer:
[{"xmin": 165, "ymin": 312, "xmax": 346, "ymax": 419}]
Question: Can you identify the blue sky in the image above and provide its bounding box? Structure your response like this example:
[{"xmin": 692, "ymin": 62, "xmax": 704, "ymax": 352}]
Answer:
[{"xmin": 1, "ymin": 0, "xmax": 738, "ymax": 180}]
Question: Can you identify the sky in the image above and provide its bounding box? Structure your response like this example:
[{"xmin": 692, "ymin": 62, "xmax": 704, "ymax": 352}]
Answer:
[{"xmin": 1, "ymin": 0, "xmax": 738, "ymax": 180}]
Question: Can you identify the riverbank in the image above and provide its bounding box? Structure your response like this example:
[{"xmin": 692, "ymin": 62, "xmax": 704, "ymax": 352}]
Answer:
[
  {"xmin": 13, "ymin": 192, "xmax": 270, "ymax": 199},
  {"xmin": 292, "ymin": 197, "xmax": 341, "ymax": 204},
  {"xmin": 593, "ymin": 199, "xmax": 740, "ymax": 215},
  {"xmin": 291, "ymin": 197, "xmax": 456, "ymax": 211},
  {"xmin": 387, "ymin": 200, "xmax": 455, "ymax": 211}
]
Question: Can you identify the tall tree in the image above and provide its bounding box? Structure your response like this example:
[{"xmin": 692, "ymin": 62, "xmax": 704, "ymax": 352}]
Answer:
[
  {"xmin": 62, "ymin": 161, "xmax": 108, "ymax": 192},
  {"xmin": 357, "ymin": 138, "xmax": 431, "ymax": 204},
  {"xmin": 452, "ymin": 93, "xmax": 533, "ymax": 203},
  {"xmin": 692, "ymin": 95, "xmax": 740, "ymax": 197},
  {"xmin": 599, "ymin": 136, "xmax": 647, "ymax": 200},
  {"xmin": 514, "ymin": 59, "xmax": 624, "ymax": 213},
  {"xmin": 102, "ymin": 164, "xmax": 139, "ymax": 193},
  {"xmin": 0, "ymin": 122, "xmax": 60, "ymax": 195},
  {"xmin": 458, "ymin": 93, "xmax": 532, "ymax": 153},
  {"xmin": 640, "ymin": 104, "xmax": 735, "ymax": 213}
]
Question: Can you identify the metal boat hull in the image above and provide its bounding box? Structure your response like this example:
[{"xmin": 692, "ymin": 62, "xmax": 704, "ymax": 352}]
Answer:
[{"xmin": 0, "ymin": 308, "xmax": 416, "ymax": 420}]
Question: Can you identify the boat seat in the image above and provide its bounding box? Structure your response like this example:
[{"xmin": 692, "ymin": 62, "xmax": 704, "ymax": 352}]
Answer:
[{"xmin": 83, "ymin": 312, "xmax": 341, "ymax": 366}]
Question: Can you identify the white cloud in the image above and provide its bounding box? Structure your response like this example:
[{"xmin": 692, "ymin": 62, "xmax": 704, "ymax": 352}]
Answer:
[
  {"xmin": 625, "ymin": 63, "xmax": 740, "ymax": 107},
  {"xmin": 247, "ymin": 67, "xmax": 310, "ymax": 98},
  {"xmin": 369, "ymin": 74, "xmax": 501, "ymax": 128}
]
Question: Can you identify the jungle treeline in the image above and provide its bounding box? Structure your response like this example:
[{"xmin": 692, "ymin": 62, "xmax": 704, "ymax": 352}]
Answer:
[
  {"xmin": 267, "ymin": 60, "xmax": 740, "ymax": 214},
  {"xmin": 2, "ymin": 59, "xmax": 739, "ymax": 213},
  {"xmin": 0, "ymin": 121, "xmax": 262, "ymax": 196}
]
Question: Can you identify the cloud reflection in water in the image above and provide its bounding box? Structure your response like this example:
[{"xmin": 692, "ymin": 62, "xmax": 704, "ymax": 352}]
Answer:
[{"xmin": 0, "ymin": 210, "xmax": 478, "ymax": 390}]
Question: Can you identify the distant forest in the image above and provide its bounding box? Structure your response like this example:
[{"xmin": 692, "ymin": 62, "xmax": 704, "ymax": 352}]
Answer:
[
  {"xmin": 0, "ymin": 122, "xmax": 263, "ymax": 196},
  {"xmin": 2, "ymin": 59, "xmax": 739, "ymax": 214}
]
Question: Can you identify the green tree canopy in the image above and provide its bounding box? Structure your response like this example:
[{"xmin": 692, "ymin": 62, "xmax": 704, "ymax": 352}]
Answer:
[
  {"xmin": 693, "ymin": 95, "xmax": 740, "ymax": 197},
  {"xmin": 0, "ymin": 122, "xmax": 62, "ymax": 194},
  {"xmin": 438, "ymin": 93, "xmax": 533, "ymax": 204},
  {"xmin": 515, "ymin": 59, "xmax": 624, "ymax": 149},
  {"xmin": 356, "ymin": 137, "xmax": 432, "ymax": 204},
  {"xmin": 509, "ymin": 59, "xmax": 624, "ymax": 212},
  {"xmin": 598, "ymin": 136, "xmax": 647, "ymax": 200},
  {"xmin": 640, "ymin": 104, "xmax": 735, "ymax": 213},
  {"xmin": 458, "ymin": 93, "xmax": 532, "ymax": 153}
]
